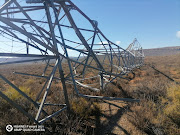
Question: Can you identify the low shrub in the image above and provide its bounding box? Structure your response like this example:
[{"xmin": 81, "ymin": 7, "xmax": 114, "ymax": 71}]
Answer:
[
  {"xmin": 4, "ymin": 86, "xmax": 31, "ymax": 101},
  {"xmin": 164, "ymin": 85, "xmax": 180, "ymax": 125},
  {"xmin": 128, "ymin": 84, "xmax": 180, "ymax": 135},
  {"xmin": 131, "ymin": 77, "xmax": 168, "ymax": 103},
  {"xmin": 159, "ymin": 85, "xmax": 180, "ymax": 135},
  {"xmin": 70, "ymin": 98, "xmax": 100, "ymax": 119},
  {"xmin": 127, "ymin": 101, "xmax": 159, "ymax": 134}
]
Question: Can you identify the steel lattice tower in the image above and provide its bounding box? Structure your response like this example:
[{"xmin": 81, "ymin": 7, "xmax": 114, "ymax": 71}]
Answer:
[{"xmin": 0, "ymin": 0, "xmax": 144, "ymax": 125}]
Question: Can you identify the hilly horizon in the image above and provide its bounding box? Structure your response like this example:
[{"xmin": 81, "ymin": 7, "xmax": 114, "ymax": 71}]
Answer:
[
  {"xmin": 143, "ymin": 46, "xmax": 180, "ymax": 56},
  {"xmin": 0, "ymin": 46, "xmax": 180, "ymax": 64}
]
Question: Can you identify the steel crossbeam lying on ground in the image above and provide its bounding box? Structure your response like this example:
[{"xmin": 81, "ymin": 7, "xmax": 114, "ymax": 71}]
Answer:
[{"xmin": 0, "ymin": 0, "xmax": 144, "ymax": 125}]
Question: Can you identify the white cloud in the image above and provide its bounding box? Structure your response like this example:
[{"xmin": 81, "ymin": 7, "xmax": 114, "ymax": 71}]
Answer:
[
  {"xmin": 98, "ymin": 41, "xmax": 108, "ymax": 45},
  {"xmin": 176, "ymin": 31, "xmax": 180, "ymax": 38},
  {"xmin": 115, "ymin": 41, "xmax": 121, "ymax": 45},
  {"xmin": 98, "ymin": 41, "xmax": 109, "ymax": 48}
]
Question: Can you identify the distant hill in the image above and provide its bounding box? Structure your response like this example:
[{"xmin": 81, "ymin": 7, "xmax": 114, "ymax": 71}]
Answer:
[
  {"xmin": 0, "ymin": 57, "xmax": 41, "ymax": 64},
  {"xmin": 0, "ymin": 56, "xmax": 80, "ymax": 64},
  {"xmin": 143, "ymin": 46, "xmax": 180, "ymax": 56},
  {"xmin": 1, "ymin": 46, "xmax": 180, "ymax": 64}
]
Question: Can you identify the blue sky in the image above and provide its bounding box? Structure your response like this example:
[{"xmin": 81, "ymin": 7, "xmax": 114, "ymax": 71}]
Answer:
[
  {"xmin": 71, "ymin": 0, "xmax": 180, "ymax": 49},
  {"xmin": 0, "ymin": 0, "xmax": 179, "ymax": 55}
]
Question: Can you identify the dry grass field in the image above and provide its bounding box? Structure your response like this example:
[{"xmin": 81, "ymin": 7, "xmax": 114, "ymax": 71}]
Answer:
[{"xmin": 0, "ymin": 53, "xmax": 180, "ymax": 134}]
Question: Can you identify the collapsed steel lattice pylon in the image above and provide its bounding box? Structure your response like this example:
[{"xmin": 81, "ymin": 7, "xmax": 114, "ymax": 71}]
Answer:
[{"xmin": 0, "ymin": 0, "xmax": 144, "ymax": 125}]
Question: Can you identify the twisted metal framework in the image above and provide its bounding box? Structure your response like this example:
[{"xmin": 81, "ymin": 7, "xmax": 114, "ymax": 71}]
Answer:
[{"xmin": 0, "ymin": 0, "xmax": 144, "ymax": 125}]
